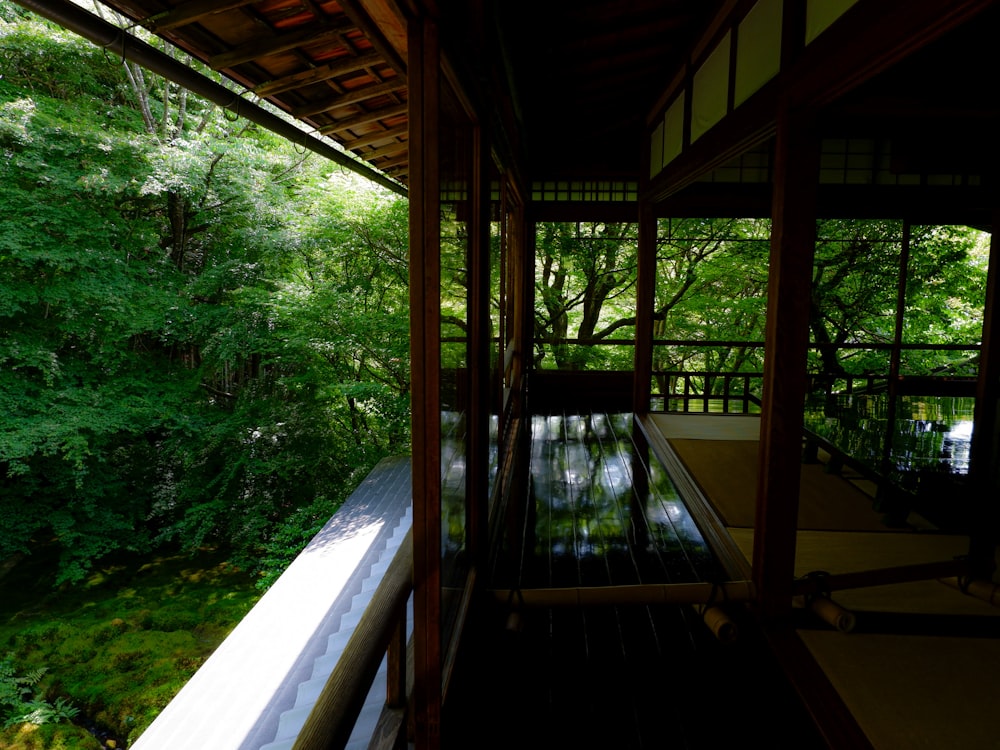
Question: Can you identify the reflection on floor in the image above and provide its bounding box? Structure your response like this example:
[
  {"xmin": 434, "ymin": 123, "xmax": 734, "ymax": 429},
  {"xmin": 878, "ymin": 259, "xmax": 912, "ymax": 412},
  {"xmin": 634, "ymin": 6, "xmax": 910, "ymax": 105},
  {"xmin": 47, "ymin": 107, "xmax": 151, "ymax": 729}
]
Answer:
[
  {"xmin": 491, "ymin": 412, "xmax": 724, "ymax": 590},
  {"xmin": 443, "ymin": 412, "xmax": 825, "ymax": 750}
]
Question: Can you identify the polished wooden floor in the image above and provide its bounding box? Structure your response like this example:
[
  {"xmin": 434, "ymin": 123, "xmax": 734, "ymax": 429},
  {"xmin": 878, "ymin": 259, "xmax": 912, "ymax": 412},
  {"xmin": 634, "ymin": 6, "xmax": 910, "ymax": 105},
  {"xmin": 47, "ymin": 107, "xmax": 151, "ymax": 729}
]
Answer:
[{"xmin": 442, "ymin": 413, "xmax": 827, "ymax": 750}]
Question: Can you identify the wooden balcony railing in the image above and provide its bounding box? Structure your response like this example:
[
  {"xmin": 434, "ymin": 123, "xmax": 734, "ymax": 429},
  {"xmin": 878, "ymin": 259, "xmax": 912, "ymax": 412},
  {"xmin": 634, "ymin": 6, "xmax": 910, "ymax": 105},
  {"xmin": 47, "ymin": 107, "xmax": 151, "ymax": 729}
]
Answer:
[{"xmin": 293, "ymin": 530, "xmax": 413, "ymax": 750}]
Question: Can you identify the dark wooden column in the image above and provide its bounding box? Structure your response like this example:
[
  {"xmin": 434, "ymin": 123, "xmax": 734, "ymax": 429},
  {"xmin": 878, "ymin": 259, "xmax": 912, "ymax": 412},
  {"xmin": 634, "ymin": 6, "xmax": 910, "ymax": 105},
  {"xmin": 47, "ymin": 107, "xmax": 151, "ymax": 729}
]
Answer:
[
  {"xmin": 408, "ymin": 14, "xmax": 442, "ymax": 749},
  {"xmin": 968, "ymin": 205, "xmax": 1000, "ymax": 579},
  {"xmin": 752, "ymin": 105, "xmax": 818, "ymax": 619},
  {"xmin": 467, "ymin": 124, "xmax": 489, "ymax": 568},
  {"xmin": 633, "ymin": 199, "xmax": 655, "ymax": 414},
  {"xmin": 878, "ymin": 221, "xmax": 911, "ymax": 511}
]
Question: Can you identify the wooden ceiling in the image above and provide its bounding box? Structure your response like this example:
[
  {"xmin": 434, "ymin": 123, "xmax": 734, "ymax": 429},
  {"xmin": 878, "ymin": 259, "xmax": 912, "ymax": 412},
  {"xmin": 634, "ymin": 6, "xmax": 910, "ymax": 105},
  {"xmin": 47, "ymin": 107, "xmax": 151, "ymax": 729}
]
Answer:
[
  {"xmin": 88, "ymin": 0, "xmax": 725, "ymax": 187},
  {"xmin": 93, "ymin": 0, "xmax": 411, "ymax": 183},
  {"xmin": 493, "ymin": 0, "xmax": 726, "ymax": 180}
]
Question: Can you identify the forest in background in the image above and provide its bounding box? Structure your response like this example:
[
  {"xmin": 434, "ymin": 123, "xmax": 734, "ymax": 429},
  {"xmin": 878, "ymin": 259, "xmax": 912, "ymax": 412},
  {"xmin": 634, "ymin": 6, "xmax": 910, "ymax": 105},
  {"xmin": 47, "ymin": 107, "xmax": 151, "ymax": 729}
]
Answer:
[
  {"xmin": 533, "ymin": 218, "xmax": 988, "ymax": 378},
  {"xmin": 0, "ymin": 2, "xmax": 412, "ymax": 592}
]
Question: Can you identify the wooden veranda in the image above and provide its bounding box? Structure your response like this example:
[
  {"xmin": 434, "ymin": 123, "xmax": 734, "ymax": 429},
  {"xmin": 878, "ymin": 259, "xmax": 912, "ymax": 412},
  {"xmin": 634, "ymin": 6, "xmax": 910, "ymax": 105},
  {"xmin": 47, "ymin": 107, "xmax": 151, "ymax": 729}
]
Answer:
[{"xmin": 17, "ymin": 0, "xmax": 1000, "ymax": 748}]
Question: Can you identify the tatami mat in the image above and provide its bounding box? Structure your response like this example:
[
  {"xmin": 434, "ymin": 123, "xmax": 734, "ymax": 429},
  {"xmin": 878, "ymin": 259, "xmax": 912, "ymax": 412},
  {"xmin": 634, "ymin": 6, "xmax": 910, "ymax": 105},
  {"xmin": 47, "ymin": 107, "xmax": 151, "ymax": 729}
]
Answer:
[
  {"xmin": 799, "ymin": 630, "xmax": 1000, "ymax": 750},
  {"xmin": 649, "ymin": 412, "xmax": 762, "ymax": 440},
  {"xmin": 646, "ymin": 412, "xmax": 997, "ymax": 750},
  {"xmin": 663, "ymin": 433, "xmax": 890, "ymax": 530}
]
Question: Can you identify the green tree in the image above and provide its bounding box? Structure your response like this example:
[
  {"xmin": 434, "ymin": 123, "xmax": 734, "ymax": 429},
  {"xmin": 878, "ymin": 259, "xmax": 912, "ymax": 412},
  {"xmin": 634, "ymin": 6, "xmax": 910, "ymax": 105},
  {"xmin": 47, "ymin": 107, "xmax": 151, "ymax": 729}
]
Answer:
[
  {"xmin": 810, "ymin": 220, "xmax": 987, "ymax": 379},
  {"xmin": 534, "ymin": 221, "xmax": 638, "ymax": 370},
  {"xmin": 0, "ymin": 8, "xmax": 412, "ymax": 584}
]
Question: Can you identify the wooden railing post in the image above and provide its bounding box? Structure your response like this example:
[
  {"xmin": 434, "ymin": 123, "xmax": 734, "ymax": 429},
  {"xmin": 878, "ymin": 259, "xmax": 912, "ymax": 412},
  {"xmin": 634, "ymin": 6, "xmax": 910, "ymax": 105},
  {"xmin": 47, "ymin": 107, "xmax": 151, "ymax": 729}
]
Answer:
[{"xmin": 386, "ymin": 611, "xmax": 407, "ymax": 709}]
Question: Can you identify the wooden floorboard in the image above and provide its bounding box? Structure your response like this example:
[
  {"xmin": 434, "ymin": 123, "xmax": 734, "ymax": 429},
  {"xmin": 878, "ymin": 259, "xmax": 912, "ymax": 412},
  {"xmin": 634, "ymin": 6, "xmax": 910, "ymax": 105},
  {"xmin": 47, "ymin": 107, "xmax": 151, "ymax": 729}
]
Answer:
[{"xmin": 444, "ymin": 412, "xmax": 826, "ymax": 750}]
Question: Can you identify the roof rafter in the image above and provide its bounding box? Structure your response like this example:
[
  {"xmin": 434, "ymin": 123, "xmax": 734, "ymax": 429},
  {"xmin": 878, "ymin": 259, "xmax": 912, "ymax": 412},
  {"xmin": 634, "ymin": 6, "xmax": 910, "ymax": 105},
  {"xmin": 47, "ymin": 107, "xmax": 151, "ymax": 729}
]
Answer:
[
  {"xmin": 254, "ymin": 50, "xmax": 389, "ymax": 96},
  {"xmin": 210, "ymin": 17, "xmax": 356, "ymax": 70}
]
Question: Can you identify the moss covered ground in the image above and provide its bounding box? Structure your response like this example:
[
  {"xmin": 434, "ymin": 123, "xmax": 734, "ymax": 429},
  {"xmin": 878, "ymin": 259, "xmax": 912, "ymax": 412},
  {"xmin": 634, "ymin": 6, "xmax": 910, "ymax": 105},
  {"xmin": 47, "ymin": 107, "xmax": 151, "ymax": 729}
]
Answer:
[{"xmin": 0, "ymin": 544, "xmax": 262, "ymax": 749}]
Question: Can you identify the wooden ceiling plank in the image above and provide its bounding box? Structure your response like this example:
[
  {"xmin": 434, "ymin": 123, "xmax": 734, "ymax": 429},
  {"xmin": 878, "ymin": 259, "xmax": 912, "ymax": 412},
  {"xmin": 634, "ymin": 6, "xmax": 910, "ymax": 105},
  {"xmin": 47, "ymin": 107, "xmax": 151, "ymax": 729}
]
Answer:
[
  {"xmin": 143, "ymin": 0, "xmax": 258, "ymax": 32},
  {"xmin": 210, "ymin": 17, "xmax": 355, "ymax": 70},
  {"xmin": 294, "ymin": 79, "xmax": 405, "ymax": 117},
  {"xmin": 254, "ymin": 50, "xmax": 383, "ymax": 96},
  {"xmin": 317, "ymin": 102, "xmax": 407, "ymax": 134}
]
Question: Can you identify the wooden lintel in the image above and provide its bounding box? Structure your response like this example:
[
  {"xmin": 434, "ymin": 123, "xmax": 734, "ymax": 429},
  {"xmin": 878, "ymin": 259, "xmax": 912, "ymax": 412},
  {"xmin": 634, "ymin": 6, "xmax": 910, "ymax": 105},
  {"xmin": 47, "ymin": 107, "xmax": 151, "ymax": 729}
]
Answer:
[
  {"xmin": 142, "ymin": 0, "xmax": 257, "ymax": 32},
  {"xmin": 293, "ymin": 80, "xmax": 406, "ymax": 118},
  {"xmin": 254, "ymin": 51, "xmax": 384, "ymax": 97},
  {"xmin": 317, "ymin": 103, "xmax": 407, "ymax": 134},
  {"xmin": 210, "ymin": 19, "xmax": 355, "ymax": 70},
  {"xmin": 647, "ymin": 0, "xmax": 996, "ymax": 207}
]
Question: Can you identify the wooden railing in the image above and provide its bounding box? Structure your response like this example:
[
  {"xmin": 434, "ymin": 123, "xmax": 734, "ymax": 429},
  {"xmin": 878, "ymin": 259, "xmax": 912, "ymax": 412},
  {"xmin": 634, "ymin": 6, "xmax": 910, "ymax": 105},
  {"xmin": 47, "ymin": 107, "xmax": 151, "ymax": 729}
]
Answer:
[
  {"xmin": 293, "ymin": 531, "xmax": 413, "ymax": 750},
  {"xmin": 533, "ymin": 337, "xmax": 978, "ymax": 411},
  {"xmin": 651, "ymin": 370, "xmax": 763, "ymax": 413}
]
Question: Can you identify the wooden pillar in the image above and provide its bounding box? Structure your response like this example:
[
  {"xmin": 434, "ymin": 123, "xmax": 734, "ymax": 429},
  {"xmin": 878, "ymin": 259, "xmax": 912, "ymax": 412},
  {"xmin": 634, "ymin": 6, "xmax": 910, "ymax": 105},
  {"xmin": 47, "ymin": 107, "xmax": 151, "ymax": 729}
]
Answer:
[
  {"xmin": 408, "ymin": 14, "xmax": 442, "ymax": 749},
  {"xmin": 633, "ymin": 199, "xmax": 655, "ymax": 414},
  {"xmin": 877, "ymin": 221, "xmax": 911, "ymax": 510},
  {"xmin": 752, "ymin": 105, "xmax": 819, "ymax": 619},
  {"xmin": 467, "ymin": 124, "xmax": 489, "ymax": 567},
  {"xmin": 522, "ymin": 203, "xmax": 538, "ymax": 413},
  {"xmin": 968, "ymin": 205, "xmax": 1000, "ymax": 579}
]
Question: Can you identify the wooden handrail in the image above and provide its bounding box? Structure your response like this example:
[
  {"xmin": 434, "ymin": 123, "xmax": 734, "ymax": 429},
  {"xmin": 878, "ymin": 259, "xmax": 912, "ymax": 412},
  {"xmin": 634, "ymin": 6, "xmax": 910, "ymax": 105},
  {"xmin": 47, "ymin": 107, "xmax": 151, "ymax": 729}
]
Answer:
[{"xmin": 293, "ymin": 530, "xmax": 413, "ymax": 750}]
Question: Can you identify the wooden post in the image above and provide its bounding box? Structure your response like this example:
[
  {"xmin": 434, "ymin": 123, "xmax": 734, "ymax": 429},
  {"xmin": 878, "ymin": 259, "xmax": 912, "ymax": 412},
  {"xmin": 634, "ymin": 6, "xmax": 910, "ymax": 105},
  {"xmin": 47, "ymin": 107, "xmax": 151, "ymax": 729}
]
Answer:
[
  {"xmin": 968, "ymin": 205, "xmax": 1000, "ymax": 579},
  {"xmin": 386, "ymin": 612, "xmax": 407, "ymax": 709},
  {"xmin": 752, "ymin": 104, "xmax": 819, "ymax": 620},
  {"xmin": 876, "ymin": 220, "xmax": 911, "ymax": 514},
  {"xmin": 633, "ymin": 199, "xmax": 655, "ymax": 415},
  {"xmin": 467, "ymin": 122, "xmax": 489, "ymax": 568},
  {"xmin": 408, "ymin": 14, "xmax": 442, "ymax": 749}
]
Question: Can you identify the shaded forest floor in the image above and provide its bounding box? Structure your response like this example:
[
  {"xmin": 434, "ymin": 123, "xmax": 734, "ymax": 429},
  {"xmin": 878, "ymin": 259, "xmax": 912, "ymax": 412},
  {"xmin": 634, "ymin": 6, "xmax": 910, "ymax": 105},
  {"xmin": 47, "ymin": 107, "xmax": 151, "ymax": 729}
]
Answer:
[{"xmin": 0, "ymin": 542, "xmax": 262, "ymax": 749}]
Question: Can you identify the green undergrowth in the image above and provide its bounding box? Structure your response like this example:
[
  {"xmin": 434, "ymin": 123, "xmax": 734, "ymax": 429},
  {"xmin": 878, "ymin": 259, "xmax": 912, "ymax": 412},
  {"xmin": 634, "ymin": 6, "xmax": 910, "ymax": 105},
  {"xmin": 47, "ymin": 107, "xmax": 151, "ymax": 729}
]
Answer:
[{"xmin": 0, "ymin": 543, "xmax": 261, "ymax": 748}]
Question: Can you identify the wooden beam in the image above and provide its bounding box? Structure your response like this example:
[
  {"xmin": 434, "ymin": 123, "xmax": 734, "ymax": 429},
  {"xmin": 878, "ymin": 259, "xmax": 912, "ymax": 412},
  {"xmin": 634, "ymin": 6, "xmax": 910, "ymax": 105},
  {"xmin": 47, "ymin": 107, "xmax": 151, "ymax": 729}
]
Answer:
[
  {"xmin": 254, "ymin": 51, "xmax": 385, "ymax": 97},
  {"xmin": 317, "ymin": 103, "xmax": 407, "ymax": 135},
  {"xmin": 752, "ymin": 105, "xmax": 819, "ymax": 620},
  {"xmin": 359, "ymin": 139, "xmax": 408, "ymax": 160},
  {"xmin": 294, "ymin": 80, "xmax": 406, "ymax": 118},
  {"xmin": 210, "ymin": 19, "xmax": 355, "ymax": 70},
  {"xmin": 141, "ymin": 0, "xmax": 257, "ymax": 32},
  {"xmin": 344, "ymin": 123, "xmax": 407, "ymax": 149},
  {"xmin": 374, "ymin": 152, "xmax": 408, "ymax": 171}
]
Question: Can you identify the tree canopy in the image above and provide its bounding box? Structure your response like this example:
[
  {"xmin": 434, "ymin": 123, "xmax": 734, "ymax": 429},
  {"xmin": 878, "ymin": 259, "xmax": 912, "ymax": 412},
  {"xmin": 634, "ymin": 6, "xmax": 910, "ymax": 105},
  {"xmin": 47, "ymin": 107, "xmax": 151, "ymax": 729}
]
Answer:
[
  {"xmin": 0, "ymin": 6, "xmax": 411, "ymax": 585},
  {"xmin": 532, "ymin": 216, "xmax": 987, "ymax": 389}
]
